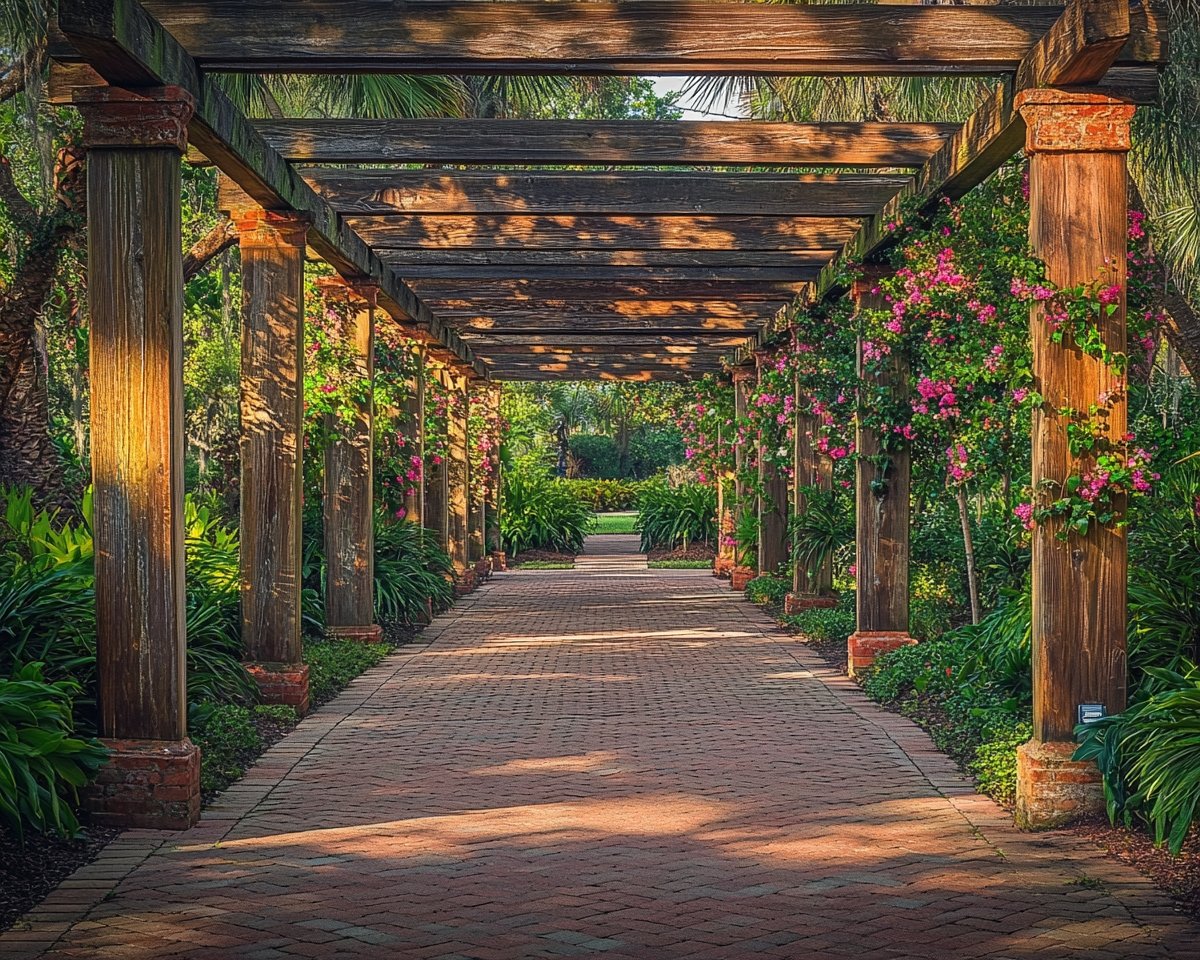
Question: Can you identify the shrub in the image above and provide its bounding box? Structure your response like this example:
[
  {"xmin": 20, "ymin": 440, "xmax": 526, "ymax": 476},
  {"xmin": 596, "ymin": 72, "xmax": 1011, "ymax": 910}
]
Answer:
[
  {"xmin": 745, "ymin": 575, "xmax": 789, "ymax": 606},
  {"xmin": 568, "ymin": 434, "xmax": 622, "ymax": 478},
  {"xmin": 635, "ymin": 481, "xmax": 716, "ymax": 552},
  {"xmin": 304, "ymin": 638, "xmax": 391, "ymax": 707},
  {"xmin": 560, "ymin": 478, "xmax": 642, "ymax": 511},
  {"xmin": 1075, "ymin": 665, "xmax": 1200, "ymax": 854},
  {"xmin": 788, "ymin": 485, "xmax": 852, "ymax": 585},
  {"xmin": 373, "ymin": 519, "xmax": 455, "ymax": 624},
  {"xmin": 189, "ymin": 702, "xmax": 263, "ymax": 797},
  {"xmin": 0, "ymin": 663, "xmax": 107, "ymax": 838},
  {"xmin": 781, "ymin": 596, "xmax": 856, "ymax": 646},
  {"xmin": 501, "ymin": 467, "xmax": 593, "ymax": 555}
]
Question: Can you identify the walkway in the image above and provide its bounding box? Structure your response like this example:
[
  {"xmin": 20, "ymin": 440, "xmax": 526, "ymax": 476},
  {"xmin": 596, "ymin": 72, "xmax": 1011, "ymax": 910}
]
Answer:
[{"xmin": 5, "ymin": 535, "xmax": 1195, "ymax": 959}]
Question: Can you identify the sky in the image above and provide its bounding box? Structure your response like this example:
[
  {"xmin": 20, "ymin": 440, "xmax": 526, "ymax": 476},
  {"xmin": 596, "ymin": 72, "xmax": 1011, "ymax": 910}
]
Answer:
[{"xmin": 649, "ymin": 77, "xmax": 746, "ymax": 121}]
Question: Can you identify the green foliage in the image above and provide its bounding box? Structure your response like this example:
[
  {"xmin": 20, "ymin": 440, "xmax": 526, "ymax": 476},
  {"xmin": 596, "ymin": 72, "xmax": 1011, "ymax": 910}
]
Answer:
[
  {"xmin": 780, "ymin": 595, "xmax": 856, "ymax": 646},
  {"xmin": 569, "ymin": 434, "xmax": 622, "ymax": 479},
  {"xmin": 968, "ymin": 719, "xmax": 1033, "ymax": 807},
  {"xmin": 0, "ymin": 664, "xmax": 107, "ymax": 838},
  {"xmin": 1075, "ymin": 666, "xmax": 1200, "ymax": 854},
  {"xmin": 304, "ymin": 639, "xmax": 391, "ymax": 707},
  {"xmin": 559, "ymin": 478, "xmax": 643, "ymax": 511},
  {"xmin": 501, "ymin": 467, "xmax": 593, "ymax": 556},
  {"xmin": 591, "ymin": 513, "xmax": 638, "ymax": 535},
  {"xmin": 189, "ymin": 702, "xmax": 263, "ymax": 797},
  {"xmin": 745, "ymin": 575, "xmax": 789, "ymax": 607},
  {"xmin": 515, "ymin": 560, "xmax": 574, "ymax": 570},
  {"xmin": 647, "ymin": 559, "xmax": 713, "ymax": 569},
  {"xmin": 372, "ymin": 519, "xmax": 455, "ymax": 624},
  {"xmin": 636, "ymin": 481, "xmax": 716, "ymax": 552},
  {"xmin": 788, "ymin": 485, "xmax": 853, "ymax": 585}
]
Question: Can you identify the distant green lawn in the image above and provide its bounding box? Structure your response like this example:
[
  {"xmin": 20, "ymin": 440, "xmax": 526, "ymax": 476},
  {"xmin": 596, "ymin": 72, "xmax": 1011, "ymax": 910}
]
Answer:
[
  {"xmin": 648, "ymin": 559, "xmax": 713, "ymax": 569},
  {"xmin": 516, "ymin": 561, "xmax": 575, "ymax": 570},
  {"xmin": 592, "ymin": 512, "xmax": 638, "ymax": 535}
]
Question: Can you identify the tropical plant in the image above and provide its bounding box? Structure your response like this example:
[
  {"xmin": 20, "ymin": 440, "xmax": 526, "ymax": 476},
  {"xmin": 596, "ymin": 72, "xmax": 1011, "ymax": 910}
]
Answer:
[
  {"xmin": 635, "ymin": 481, "xmax": 716, "ymax": 553},
  {"xmin": 788, "ymin": 485, "xmax": 853, "ymax": 585},
  {"xmin": 500, "ymin": 466, "xmax": 594, "ymax": 556},
  {"xmin": 373, "ymin": 518, "xmax": 455, "ymax": 624},
  {"xmin": 1075, "ymin": 664, "xmax": 1200, "ymax": 854},
  {"xmin": 0, "ymin": 662, "xmax": 108, "ymax": 838}
]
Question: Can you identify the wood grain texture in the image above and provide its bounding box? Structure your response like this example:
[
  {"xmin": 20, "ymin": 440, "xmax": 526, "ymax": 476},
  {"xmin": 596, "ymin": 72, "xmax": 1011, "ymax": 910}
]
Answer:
[
  {"xmin": 238, "ymin": 214, "xmax": 307, "ymax": 665},
  {"xmin": 758, "ymin": 359, "xmax": 790, "ymax": 575},
  {"xmin": 446, "ymin": 373, "xmax": 471, "ymax": 575},
  {"xmin": 323, "ymin": 292, "xmax": 376, "ymax": 631},
  {"xmin": 424, "ymin": 367, "xmax": 450, "ymax": 552},
  {"xmin": 409, "ymin": 279, "xmax": 810, "ymax": 302},
  {"xmin": 1028, "ymin": 149, "xmax": 1129, "ymax": 743},
  {"xmin": 854, "ymin": 285, "xmax": 910, "ymax": 635},
  {"xmin": 350, "ymin": 215, "xmax": 861, "ymax": 252},
  {"xmin": 402, "ymin": 345, "xmax": 425, "ymax": 527},
  {"xmin": 88, "ymin": 145, "xmax": 187, "ymax": 742},
  {"xmin": 299, "ymin": 169, "xmax": 910, "ymax": 216},
  {"xmin": 258, "ymin": 119, "xmax": 954, "ymax": 166},
  {"xmin": 129, "ymin": 2, "xmax": 1117, "ymax": 75},
  {"xmin": 455, "ymin": 315, "xmax": 762, "ymax": 333}
]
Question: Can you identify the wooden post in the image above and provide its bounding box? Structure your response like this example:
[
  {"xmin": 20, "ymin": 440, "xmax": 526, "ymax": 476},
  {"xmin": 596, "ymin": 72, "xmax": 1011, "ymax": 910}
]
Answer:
[
  {"xmin": 713, "ymin": 418, "xmax": 734, "ymax": 578},
  {"xmin": 847, "ymin": 272, "xmax": 915, "ymax": 676},
  {"xmin": 447, "ymin": 369, "xmax": 474, "ymax": 592},
  {"xmin": 484, "ymin": 384, "xmax": 505, "ymax": 570},
  {"xmin": 756, "ymin": 350, "xmax": 789, "ymax": 576},
  {"xmin": 402, "ymin": 342, "xmax": 425, "ymax": 527},
  {"xmin": 1015, "ymin": 89, "xmax": 1135, "ymax": 829},
  {"xmin": 75, "ymin": 85, "xmax": 200, "ymax": 830},
  {"xmin": 425, "ymin": 364, "xmax": 450, "ymax": 553},
  {"xmin": 786, "ymin": 400, "xmax": 837, "ymax": 614},
  {"xmin": 729, "ymin": 363, "xmax": 757, "ymax": 590},
  {"xmin": 231, "ymin": 203, "xmax": 311, "ymax": 714},
  {"xmin": 467, "ymin": 381, "xmax": 487, "ymax": 569},
  {"xmin": 321, "ymin": 279, "xmax": 382, "ymax": 643}
]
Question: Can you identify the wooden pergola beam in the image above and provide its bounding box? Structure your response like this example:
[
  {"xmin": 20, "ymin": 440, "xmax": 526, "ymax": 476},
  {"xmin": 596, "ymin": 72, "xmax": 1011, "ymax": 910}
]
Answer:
[
  {"xmin": 253, "ymin": 119, "xmax": 954, "ymax": 167},
  {"xmin": 299, "ymin": 170, "xmax": 910, "ymax": 217},
  {"xmin": 409, "ymin": 279, "xmax": 809, "ymax": 302},
  {"xmin": 55, "ymin": 0, "xmax": 484, "ymax": 378},
  {"xmin": 466, "ymin": 335, "xmax": 747, "ymax": 350},
  {"xmin": 463, "ymin": 316, "xmax": 762, "ymax": 332},
  {"xmin": 350, "ymin": 215, "xmax": 861, "ymax": 252},
  {"xmin": 115, "ymin": 3, "xmax": 1166, "ymax": 76}
]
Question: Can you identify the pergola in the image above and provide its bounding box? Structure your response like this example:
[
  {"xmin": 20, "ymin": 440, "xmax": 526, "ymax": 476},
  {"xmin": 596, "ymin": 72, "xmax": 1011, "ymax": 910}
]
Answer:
[{"xmin": 48, "ymin": 0, "xmax": 1166, "ymax": 832}]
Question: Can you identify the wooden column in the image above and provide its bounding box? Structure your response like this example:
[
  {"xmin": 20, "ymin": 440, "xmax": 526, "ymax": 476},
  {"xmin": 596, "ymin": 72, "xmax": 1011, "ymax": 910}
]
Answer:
[
  {"xmin": 467, "ymin": 382, "xmax": 487, "ymax": 568},
  {"xmin": 1015, "ymin": 89, "xmax": 1135, "ymax": 829},
  {"xmin": 425, "ymin": 364, "xmax": 450, "ymax": 552},
  {"xmin": 786, "ymin": 402, "xmax": 836, "ymax": 614},
  {"xmin": 730, "ymin": 363, "xmax": 756, "ymax": 590},
  {"xmin": 402, "ymin": 343, "xmax": 425, "ymax": 527},
  {"xmin": 321, "ymin": 279, "xmax": 382, "ymax": 643},
  {"xmin": 756, "ymin": 350, "xmax": 789, "ymax": 576},
  {"xmin": 75, "ymin": 85, "xmax": 200, "ymax": 830},
  {"xmin": 234, "ymin": 204, "xmax": 311, "ymax": 713},
  {"xmin": 447, "ymin": 369, "xmax": 474, "ymax": 591},
  {"xmin": 847, "ymin": 272, "xmax": 914, "ymax": 676},
  {"xmin": 484, "ymin": 384, "xmax": 504, "ymax": 569}
]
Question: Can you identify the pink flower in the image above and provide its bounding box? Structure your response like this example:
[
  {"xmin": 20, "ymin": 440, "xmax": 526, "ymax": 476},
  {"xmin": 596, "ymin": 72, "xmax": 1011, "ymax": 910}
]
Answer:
[{"xmin": 1014, "ymin": 502, "xmax": 1035, "ymax": 531}]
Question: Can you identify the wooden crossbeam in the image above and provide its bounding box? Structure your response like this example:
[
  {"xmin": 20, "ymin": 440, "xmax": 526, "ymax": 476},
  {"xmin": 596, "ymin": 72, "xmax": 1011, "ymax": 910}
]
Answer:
[
  {"xmin": 463, "ymin": 334, "xmax": 748, "ymax": 350},
  {"xmin": 54, "ymin": 0, "xmax": 482, "ymax": 376},
  {"xmin": 378, "ymin": 250, "xmax": 830, "ymax": 282},
  {"xmin": 462, "ymin": 315, "xmax": 760, "ymax": 332},
  {"xmin": 118, "ymin": 3, "xmax": 1167, "ymax": 76},
  {"xmin": 489, "ymin": 366, "xmax": 704, "ymax": 383},
  {"xmin": 408, "ymin": 280, "xmax": 809, "ymax": 302},
  {"xmin": 350, "ymin": 215, "xmax": 861, "ymax": 251},
  {"xmin": 254, "ymin": 119, "xmax": 955, "ymax": 167},
  {"xmin": 298, "ymin": 170, "xmax": 910, "ymax": 217},
  {"xmin": 429, "ymin": 302, "xmax": 780, "ymax": 322}
]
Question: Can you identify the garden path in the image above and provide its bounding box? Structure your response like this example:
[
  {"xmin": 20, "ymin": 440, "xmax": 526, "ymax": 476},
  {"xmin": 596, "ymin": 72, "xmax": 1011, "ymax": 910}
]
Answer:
[{"xmin": 4, "ymin": 535, "xmax": 1195, "ymax": 959}]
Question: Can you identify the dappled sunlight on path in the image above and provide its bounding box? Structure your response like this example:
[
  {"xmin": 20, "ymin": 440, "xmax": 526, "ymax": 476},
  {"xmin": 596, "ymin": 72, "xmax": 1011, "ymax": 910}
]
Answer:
[{"xmin": 4, "ymin": 535, "xmax": 1193, "ymax": 959}]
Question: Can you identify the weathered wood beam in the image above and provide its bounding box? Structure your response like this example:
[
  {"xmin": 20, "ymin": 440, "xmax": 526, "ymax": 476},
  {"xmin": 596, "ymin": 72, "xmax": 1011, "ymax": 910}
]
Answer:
[
  {"xmin": 253, "ymin": 119, "xmax": 954, "ymax": 167},
  {"xmin": 470, "ymin": 337, "xmax": 746, "ymax": 353},
  {"xmin": 350, "ymin": 215, "xmax": 861, "ymax": 251},
  {"xmin": 55, "ymin": 0, "xmax": 482, "ymax": 377},
  {"xmin": 109, "ymin": 3, "xmax": 1166, "ymax": 76},
  {"xmin": 408, "ymin": 279, "xmax": 809, "ymax": 302},
  {"xmin": 490, "ymin": 367, "xmax": 702, "ymax": 383},
  {"xmin": 431, "ymin": 302, "xmax": 780, "ymax": 323},
  {"xmin": 297, "ymin": 170, "xmax": 910, "ymax": 217},
  {"xmin": 461, "ymin": 315, "xmax": 762, "ymax": 332}
]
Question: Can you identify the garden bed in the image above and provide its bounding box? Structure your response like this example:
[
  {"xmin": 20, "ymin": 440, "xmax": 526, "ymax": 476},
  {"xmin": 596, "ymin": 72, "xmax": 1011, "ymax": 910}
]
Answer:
[
  {"xmin": 0, "ymin": 825, "xmax": 118, "ymax": 933},
  {"xmin": 646, "ymin": 544, "xmax": 715, "ymax": 562},
  {"xmin": 509, "ymin": 549, "xmax": 577, "ymax": 569}
]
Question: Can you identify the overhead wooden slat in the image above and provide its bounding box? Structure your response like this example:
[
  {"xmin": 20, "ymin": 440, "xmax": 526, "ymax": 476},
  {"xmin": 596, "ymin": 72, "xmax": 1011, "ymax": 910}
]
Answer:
[
  {"xmin": 463, "ymin": 334, "xmax": 748, "ymax": 350},
  {"xmin": 298, "ymin": 170, "xmax": 910, "ymax": 216},
  {"xmin": 462, "ymin": 328, "xmax": 751, "ymax": 340},
  {"xmin": 254, "ymin": 119, "xmax": 956, "ymax": 167},
  {"xmin": 117, "ymin": 2, "xmax": 1168, "ymax": 76},
  {"xmin": 409, "ymin": 279, "xmax": 809, "ymax": 302},
  {"xmin": 460, "ymin": 315, "xmax": 761, "ymax": 332},
  {"xmin": 350, "ymin": 215, "xmax": 861, "ymax": 251},
  {"xmin": 432, "ymin": 301, "xmax": 781, "ymax": 322}
]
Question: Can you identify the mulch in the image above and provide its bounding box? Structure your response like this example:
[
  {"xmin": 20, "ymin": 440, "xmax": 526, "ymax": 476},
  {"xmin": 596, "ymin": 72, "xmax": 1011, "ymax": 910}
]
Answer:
[
  {"xmin": 509, "ymin": 549, "xmax": 577, "ymax": 565},
  {"xmin": 646, "ymin": 544, "xmax": 716, "ymax": 562},
  {"xmin": 0, "ymin": 824, "xmax": 118, "ymax": 933}
]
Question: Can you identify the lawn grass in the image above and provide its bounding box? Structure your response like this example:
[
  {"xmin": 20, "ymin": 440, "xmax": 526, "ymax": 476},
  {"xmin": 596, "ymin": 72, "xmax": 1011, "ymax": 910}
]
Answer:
[
  {"xmin": 648, "ymin": 559, "xmax": 714, "ymax": 569},
  {"xmin": 592, "ymin": 512, "xmax": 638, "ymax": 534},
  {"xmin": 516, "ymin": 560, "xmax": 575, "ymax": 570}
]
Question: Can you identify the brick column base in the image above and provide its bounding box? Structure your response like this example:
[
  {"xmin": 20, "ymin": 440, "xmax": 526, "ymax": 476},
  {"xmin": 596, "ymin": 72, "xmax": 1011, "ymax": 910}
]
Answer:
[
  {"xmin": 245, "ymin": 662, "xmax": 311, "ymax": 716},
  {"xmin": 1015, "ymin": 740, "xmax": 1104, "ymax": 829},
  {"xmin": 475, "ymin": 557, "xmax": 492, "ymax": 581},
  {"xmin": 784, "ymin": 593, "xmax": 838, "ymax": 615},
  {"xmin": 327, "ymin": 624, "xmax": 385, "ymax": 644},
  {"xmin": 713, "ymin": 556, "xmax": 734, "ymax": 579},
  {"xmin": 490, "ymin": 551, "xmax": 507, "ymax": 572},
  {"xmin": 85, "ymin": 738, "xmax": 201, "ymax": 830},
  {"xmin": 847, "ymin": 631, "xmax": 916, "ymax": 677},
  {"xmin": 730, "ymin": 566, "xmax": 756, "ymax": 591}
]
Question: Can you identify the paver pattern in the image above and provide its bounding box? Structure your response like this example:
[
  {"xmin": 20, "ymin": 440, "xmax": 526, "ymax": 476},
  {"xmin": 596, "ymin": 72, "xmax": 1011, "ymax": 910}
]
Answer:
[{"xmin": 5, "ymin": 535, "xmax": 1196, "ymax": 959}]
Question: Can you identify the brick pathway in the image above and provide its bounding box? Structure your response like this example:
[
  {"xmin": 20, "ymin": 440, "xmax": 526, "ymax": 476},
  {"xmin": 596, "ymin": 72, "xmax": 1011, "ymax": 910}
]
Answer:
[{"xmin": 5, "ymin": 534, "xmax": 1196, "ymax": 959}]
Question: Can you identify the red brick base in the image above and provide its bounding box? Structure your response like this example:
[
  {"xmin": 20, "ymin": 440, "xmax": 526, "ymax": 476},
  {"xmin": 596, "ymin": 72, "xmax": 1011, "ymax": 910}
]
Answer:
[
  {"xmin": 85, "ymin": 738, "xmax": 201, "ymax": 830},
  {"xmin": 1015, "ymin": 739, "xmax": 1104, "ymax": 829},
  {"xmin": 783, "ymin": 593, "xmax": 839, "ymax": 615},
  {"xmin": 475, "ymin": 557, "xmax": 492, "ymax": 581},
  {"xmin": 245, "ymin": 661, "xmax": 311, "ymax": 716},
  {"xmin": 730, "ymin": 566, "xmax": 756, "ymax": 591},
  {"xmin": 490, "ymin": 551, "xmax": 507, "ymax": 572},
  {"xmin": 327, "ymin": 624, "xmax": 385, "ymax": 644},
  {"xmin": 713, "ymin": 556, "xmax": 734, "ymax": 579},
  {"xmin": 847, "ymin": 631, "xmax": 916, "ymax": 677},
  {"xmin": 455, "ymin": 569, "xmax": 479, "ymax": 597}
]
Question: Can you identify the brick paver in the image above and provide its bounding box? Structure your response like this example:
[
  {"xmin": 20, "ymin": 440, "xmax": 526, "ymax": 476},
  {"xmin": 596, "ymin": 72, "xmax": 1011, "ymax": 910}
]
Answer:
[{"xmin": 5, "ymin": 534, "xmax": 1196, "ymax": 959}]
